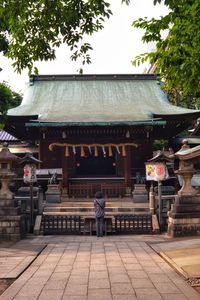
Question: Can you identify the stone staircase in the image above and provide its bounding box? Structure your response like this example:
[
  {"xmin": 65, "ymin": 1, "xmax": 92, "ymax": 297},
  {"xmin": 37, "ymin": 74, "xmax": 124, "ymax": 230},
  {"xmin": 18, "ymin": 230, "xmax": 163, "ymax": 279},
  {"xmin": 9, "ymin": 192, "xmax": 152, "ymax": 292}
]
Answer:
[
  {"xmin": 43, "ymin": 199, "xmax": 150, "ymax": 216},
  {"xmin": 31, "ymin": 196, "xmax": 160, "ymax": 237}
]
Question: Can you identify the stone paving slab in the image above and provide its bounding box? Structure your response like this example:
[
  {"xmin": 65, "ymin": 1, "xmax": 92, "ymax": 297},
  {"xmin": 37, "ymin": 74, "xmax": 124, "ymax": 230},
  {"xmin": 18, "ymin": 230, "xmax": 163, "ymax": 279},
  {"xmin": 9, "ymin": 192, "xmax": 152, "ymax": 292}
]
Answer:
[
  {"xmin": 0, "ymin": 240, "xmax": 46, "ymax": 279},
  {"xmin": 0, "ymin": 235, "xmax": 200, "ymax": 299},
  {"xmin": 150, "ymin": 238, "xmax": 200, "ymax": 279}
]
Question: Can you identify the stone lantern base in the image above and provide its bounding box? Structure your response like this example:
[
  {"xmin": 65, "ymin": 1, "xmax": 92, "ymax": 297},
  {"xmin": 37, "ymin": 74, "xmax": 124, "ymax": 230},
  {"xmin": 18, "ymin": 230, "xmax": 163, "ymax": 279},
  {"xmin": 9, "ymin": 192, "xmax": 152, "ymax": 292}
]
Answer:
[
  {"xmin": 0, "ymin": 143, "xmax": 26, "ymax": 240},
  {"xmin": 46, "ymin": 184, "xmax": 61, "ymax": 203},
  {"xmin": 0, "ymin": 197, "xmax": 26, "ymax": 240},
  {"xmin": 132, "ymin": 184, "xmax": 148, "ymax": 203},
  {"xmin": 168, "ymin": 195, "xmax": 200, "ymax": 237},
  {"xmin": 0, "ymin": 215, "xmax": 26, "ymax": 241}
]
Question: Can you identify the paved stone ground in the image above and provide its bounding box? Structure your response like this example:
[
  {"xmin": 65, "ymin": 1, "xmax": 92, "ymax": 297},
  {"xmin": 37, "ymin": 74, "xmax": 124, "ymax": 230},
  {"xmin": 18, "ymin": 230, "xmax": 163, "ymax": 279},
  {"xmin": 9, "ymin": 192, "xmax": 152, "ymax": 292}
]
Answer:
[
  {"xmin": 151, "ymin": 237, "xmax": 200, "ymax": 295},
  {"xmin": 0, "ymin": 235, "xmax": 200, "ymax": 300},
  {"xmin": 151, "ymin": 238, "xmax": 200, "ymax": 278},
  {"xmin": 0, "ymin": 240, "xmax": 45, "ymax": 279}
]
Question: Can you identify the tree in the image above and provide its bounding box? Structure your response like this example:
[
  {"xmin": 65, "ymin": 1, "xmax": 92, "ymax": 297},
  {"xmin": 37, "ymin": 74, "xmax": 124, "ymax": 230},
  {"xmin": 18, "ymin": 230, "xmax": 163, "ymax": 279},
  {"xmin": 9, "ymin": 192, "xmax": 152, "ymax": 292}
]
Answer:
[
  {"xmin": 132, "ymin": 0, "xmax": 200, "ymax": 108},
  {"xmin": 0, "ymin": 82, "xmax": 22, "ymax": 116},
  {"xmin": 0, "ymin": 0, "xmax": 113, "ymax": 74}
]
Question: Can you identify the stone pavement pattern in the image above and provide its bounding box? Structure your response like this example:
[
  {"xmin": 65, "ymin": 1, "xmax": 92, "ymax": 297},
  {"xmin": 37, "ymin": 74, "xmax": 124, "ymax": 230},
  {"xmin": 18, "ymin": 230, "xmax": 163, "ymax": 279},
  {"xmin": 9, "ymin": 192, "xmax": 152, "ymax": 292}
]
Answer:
[
  {"xmin": 151, "ymin": 238, "xmax": 200, "ymax": 278},
  {"xmin": 0, "ymin": 240, "xmax": 45, "ymax": 279},
  {"xmin": 1, "ymin": 235, "xmax": 200, "ymax": 300}
]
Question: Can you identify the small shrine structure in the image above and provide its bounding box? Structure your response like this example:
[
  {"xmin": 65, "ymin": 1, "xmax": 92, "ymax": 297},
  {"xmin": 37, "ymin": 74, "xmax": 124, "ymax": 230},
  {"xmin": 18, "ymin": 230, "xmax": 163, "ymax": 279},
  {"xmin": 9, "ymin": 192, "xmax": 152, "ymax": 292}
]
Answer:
[{"xmin": 4, "ymin": 74, "xmax": 200, "ymax": 199}]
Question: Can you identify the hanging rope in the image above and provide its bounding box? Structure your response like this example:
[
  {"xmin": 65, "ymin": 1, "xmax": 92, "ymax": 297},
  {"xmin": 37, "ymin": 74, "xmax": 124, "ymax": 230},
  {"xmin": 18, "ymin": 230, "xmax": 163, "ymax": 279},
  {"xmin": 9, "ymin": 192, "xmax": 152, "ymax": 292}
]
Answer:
[
  {"xmin": 49, "ymin": 142, "xmax": 138, "ymax": 157},
  {"xmin": 80, "ymin": 146, "xmax": 85, "ymax": 157},
  {"xmin": 72, "ymin": 146, "xmax": 76, "ymax": 154},
  {"xmin": 94, "ymin": 146, "xmax": 98, "ymax": 157},
  {"xmin": 122, "ymin": 145, "xmax": 126, "ymax": 157},
  {"xmin": 108, "ymin": 145, "xmax": 112, "ymax": 157},
  {"xmin": 88, "ymin": 146, "xmax": 92, "ymax": 155},
  {"xmin": 65, "ymin": 146, "xmax": 69, "ymax": 157},
  {"xmin": 116, "ymin": 146, "xmax": 120, "ymax": 154},
  {"xmin": 102, "ymin": 146, "xmax": 106, "ymax": 156}
]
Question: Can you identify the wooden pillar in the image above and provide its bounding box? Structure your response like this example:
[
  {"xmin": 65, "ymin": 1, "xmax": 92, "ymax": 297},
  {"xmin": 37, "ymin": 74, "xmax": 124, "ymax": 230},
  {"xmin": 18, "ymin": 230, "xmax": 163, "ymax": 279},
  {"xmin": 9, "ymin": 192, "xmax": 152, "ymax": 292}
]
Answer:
[
  {"xmin": 39, "ymin": 136, "xmax": 45, "ymax": 166},
  {"xmin": 61, "ymin": 149, "xmax": 69, "ymax": 196},
  {"xmin": 124, "ymin": 146, "xmax": 132, "ymax": 190}
]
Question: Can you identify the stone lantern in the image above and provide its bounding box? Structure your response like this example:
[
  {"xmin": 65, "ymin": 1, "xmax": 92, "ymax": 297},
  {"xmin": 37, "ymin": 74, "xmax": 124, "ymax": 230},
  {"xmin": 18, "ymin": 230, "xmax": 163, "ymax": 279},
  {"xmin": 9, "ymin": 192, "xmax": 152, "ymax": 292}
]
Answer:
[
  {"xmin": 19, "ymin": 152, "xmax": 42, "ymax": 233},
  {"xmin": 145, "ymin": 150, "xmax": 173, "ymax": 229},
  {"xmin": 168, "ymin": 140, "xmax": 200, "ymax": 237},
  {"xmin": 0, "ymin": 143, "xmax": 25, "ymax": 240},
  {"xmin": 0, "ymin": 142, "xmax": 18, "ymax": 199},
  {"xmin": 173, "ymin": 140, "xmax": 198, "ymax": 196}
]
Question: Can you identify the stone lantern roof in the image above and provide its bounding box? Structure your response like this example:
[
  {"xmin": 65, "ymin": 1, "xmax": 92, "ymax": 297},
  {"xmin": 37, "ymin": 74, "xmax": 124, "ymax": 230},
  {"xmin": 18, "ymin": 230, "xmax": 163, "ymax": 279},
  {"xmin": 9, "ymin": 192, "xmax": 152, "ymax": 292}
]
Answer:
[
  {"xmin": 19, "ymin": 152, "xmax": 42, "ymax": 165},
  {"xmin": 174, "ymin": 140, "xmax": 200, "ymax": 161},
  {"xmin": 0, "ymin": 142, "xmax": 19, "ymax": 163},
  {"xmin": 147, "ymin": 150, "xmax": 173, "ymax": 163}
]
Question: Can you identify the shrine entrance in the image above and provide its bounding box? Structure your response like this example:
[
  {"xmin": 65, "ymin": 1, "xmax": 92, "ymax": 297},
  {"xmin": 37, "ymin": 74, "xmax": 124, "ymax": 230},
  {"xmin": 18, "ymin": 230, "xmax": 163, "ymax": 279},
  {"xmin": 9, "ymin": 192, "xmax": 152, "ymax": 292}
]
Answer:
[{"xmin": 76, "ymin": 153, "xmax": 116, "ymax": 176}]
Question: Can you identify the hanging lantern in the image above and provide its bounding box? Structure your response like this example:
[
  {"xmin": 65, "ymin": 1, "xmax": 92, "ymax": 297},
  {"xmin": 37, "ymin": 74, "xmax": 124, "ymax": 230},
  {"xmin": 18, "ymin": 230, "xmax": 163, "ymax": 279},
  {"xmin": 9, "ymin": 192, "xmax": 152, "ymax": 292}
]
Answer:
[
  {"xmin": 23, "ymin": 164, "xmax": 32, "ymax": 183},
  {"xmin": 125, "ymin": 130, "xmax": 130, "ymax": 138},
  {"xmin": 62, "ymin": 131, "xmax": 67, "ymax": 139}
]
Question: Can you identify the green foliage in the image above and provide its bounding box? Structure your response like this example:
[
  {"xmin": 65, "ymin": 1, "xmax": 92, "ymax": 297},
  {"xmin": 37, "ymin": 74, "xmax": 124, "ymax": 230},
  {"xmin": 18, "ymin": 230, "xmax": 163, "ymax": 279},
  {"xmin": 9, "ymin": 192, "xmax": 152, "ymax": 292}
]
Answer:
[
  {"xmin": 0, "ymin": 0, "xmax": 113, "ymax": 73},
  {"xmin": 132, "ymin": 0, "xmax": 200, "ymax": 108},
  {"xmin": 0, "ymin": 16, "xmax": 9, "ymax": 54},
  {"xmin": 153, "ymin": 139, "xmax": 168, "ymax": 151},
  {"xmin": 0, "ymin": 82, "xmax": 22, "ymax": 115}
]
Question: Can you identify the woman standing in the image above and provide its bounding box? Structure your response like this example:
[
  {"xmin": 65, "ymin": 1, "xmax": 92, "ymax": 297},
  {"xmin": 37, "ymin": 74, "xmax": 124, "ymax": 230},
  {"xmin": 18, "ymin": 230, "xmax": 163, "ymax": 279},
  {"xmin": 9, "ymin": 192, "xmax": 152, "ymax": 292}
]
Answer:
[{"xmin": 94, "ymin": 191, "xmax": 105, "ymax": 237}]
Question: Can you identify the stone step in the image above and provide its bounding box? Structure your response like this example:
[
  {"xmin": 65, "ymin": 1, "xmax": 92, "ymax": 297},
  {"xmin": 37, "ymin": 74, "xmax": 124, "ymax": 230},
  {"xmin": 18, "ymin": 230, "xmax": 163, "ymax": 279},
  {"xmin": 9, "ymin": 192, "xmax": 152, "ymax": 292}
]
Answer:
[
  {"xmin": 43, "ymin": 207, "xmax": 149, "ymax": 213},
  {"xmin": 44, "ymin": 201, "xmax": 149, "ymax": 208},
  {"xmin": 43, "ymin": 200, "xmax": 150, "ymax": 217},
  {"xmin": 43, "ymin": 211, "xmax": 151, "ymax": 216},
  {"xmin": 44, "ymin": 208, "xmax": 149, "ymax": 212},
  {"xmin": 60, "ymin": 197, "xmax": 133, "ymax": 202}
]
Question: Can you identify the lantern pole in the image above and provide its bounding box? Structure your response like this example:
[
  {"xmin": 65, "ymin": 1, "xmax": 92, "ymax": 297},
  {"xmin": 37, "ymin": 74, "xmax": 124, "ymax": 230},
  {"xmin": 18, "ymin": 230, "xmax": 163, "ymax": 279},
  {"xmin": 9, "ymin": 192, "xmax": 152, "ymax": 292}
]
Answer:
[
  {"xmin": 19, "ymin": 153, "xmax": 42, "ymax": 234},
  {"xmin": 30, "ymin": 171, "xmax": 34, "ymax": 233},
  {"xmin": 158, "ymin": 180, "xmax": 162, "ymax": 229},
  {"xmin": 146, "ymin": 150, "xmax": 173, "ymax": 231}
]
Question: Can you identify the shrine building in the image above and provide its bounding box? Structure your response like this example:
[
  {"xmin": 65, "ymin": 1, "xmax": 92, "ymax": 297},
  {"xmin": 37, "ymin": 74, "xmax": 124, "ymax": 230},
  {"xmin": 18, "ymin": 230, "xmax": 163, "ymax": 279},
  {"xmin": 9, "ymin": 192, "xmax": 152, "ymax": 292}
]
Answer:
[{"xmin": 5, "ymin": 74, "xmax": 200, "ymax": 198}]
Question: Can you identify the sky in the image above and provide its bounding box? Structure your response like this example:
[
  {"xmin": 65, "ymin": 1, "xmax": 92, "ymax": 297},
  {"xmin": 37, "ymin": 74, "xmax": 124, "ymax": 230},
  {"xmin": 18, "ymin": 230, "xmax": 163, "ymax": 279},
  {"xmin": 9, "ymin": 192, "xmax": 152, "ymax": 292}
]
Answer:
[{"xmin": 0, "ymin": 0, "xmax": 169, "ymax": 93}]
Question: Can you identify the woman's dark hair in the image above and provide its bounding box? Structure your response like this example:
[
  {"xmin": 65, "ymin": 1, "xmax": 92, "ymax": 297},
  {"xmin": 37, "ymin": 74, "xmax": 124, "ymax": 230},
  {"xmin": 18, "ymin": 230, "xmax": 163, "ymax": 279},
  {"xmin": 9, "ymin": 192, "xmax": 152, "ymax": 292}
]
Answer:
[{"xmin": 95, "ymin": 191, "xmax": 104, "ymax": 199}]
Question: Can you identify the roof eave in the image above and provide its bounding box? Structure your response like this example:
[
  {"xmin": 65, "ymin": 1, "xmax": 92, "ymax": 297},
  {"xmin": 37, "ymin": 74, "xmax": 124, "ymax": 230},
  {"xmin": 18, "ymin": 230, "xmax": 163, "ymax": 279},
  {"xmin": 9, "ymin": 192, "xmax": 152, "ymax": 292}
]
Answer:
[
  {"xmin": 25, "ymin": 120, "xmax": 166, "ymax": 127},
  {"xmin": 154, "ymin": 111, "xmax": 200, "ymax": 120}
]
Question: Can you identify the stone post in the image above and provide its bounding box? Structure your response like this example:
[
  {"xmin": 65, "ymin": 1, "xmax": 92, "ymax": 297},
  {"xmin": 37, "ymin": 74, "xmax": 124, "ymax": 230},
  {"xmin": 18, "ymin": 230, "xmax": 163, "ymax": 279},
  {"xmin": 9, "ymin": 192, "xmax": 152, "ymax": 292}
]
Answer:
[{"xmin": 149, "ymin": 182, "xmax": 155, "ymax": 214}]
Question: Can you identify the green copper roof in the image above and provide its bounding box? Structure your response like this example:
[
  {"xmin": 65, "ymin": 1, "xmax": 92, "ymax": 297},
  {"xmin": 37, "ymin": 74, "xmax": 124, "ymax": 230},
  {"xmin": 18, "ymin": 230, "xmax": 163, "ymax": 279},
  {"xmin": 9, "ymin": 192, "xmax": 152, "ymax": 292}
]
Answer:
[{"xmin": 7, "ymin": 74, "xmax": 200, "ymax": 125}]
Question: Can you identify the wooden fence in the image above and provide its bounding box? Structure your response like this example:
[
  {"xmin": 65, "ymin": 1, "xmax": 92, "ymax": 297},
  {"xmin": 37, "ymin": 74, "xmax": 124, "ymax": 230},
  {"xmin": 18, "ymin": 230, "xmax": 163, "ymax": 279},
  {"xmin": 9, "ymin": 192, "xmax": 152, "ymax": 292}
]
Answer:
[
  {"xmin": 42, "ymin": 214, "xmax": 152, "ymax": 235},
  {"xmin": 68, "ymin": 183, "xmax": 126, "ymax": 198},
  {"xmin": 114, "ymin": 215, "xmax": 152, "ymax": 234},
  {"xmin": 42, "ymin": 215, "xmax": 82, "ymax": 235}
]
